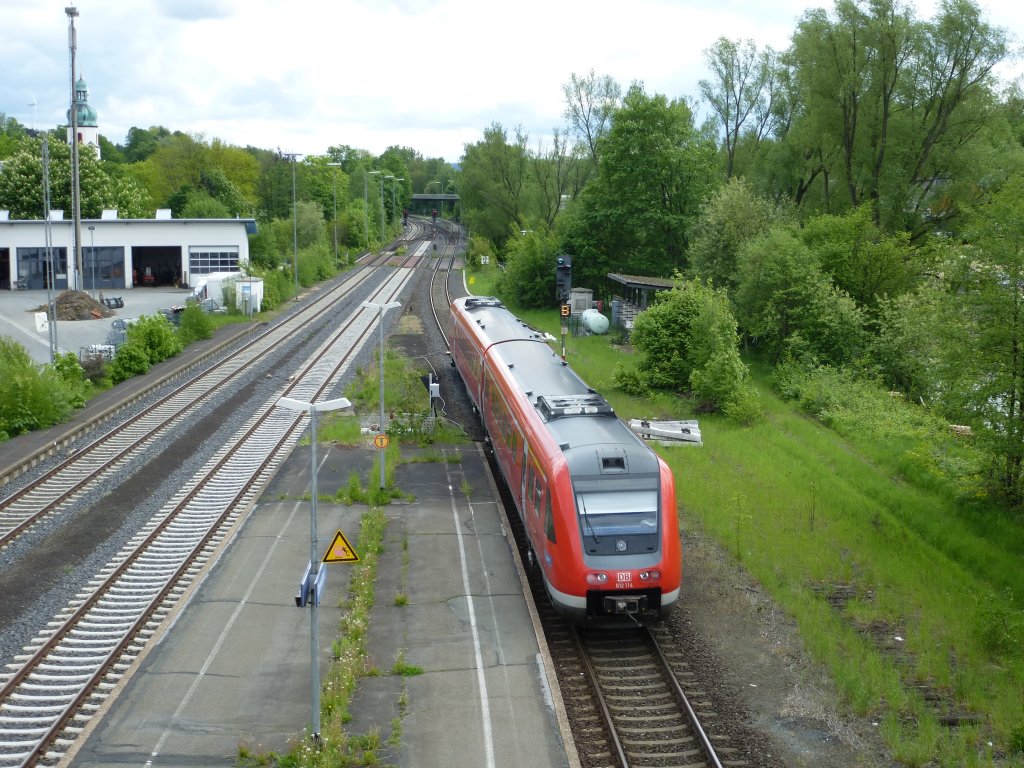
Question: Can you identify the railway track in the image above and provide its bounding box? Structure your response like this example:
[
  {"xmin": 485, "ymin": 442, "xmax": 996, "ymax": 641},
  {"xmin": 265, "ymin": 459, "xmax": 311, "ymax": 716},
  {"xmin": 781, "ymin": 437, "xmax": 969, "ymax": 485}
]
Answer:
[
  {"xmin": 0, "ymin": 248, "xmax": 428, "ymax": 551},
  {"xmin": 0, "ymin": 240, "xmax": 436, "ymax": 766}
]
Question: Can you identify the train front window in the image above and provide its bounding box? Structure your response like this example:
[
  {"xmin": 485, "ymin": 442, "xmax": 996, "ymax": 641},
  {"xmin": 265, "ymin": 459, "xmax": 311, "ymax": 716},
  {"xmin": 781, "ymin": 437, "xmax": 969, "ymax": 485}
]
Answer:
[{"xmin": 575, "ymin": 490, "xmax": 658, "ymax": 537}]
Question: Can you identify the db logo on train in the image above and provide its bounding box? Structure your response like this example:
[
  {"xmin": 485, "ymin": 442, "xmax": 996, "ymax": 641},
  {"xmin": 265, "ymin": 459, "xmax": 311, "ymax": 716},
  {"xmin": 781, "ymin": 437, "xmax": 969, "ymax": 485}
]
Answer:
[{"xmin": 616, "ymin": 572, "xmax": 632, "ymax": 588}]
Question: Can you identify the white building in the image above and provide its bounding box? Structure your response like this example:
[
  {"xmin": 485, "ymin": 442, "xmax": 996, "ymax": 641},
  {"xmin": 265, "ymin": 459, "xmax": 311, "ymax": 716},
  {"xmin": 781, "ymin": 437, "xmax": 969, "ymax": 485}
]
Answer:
[{"xmin": 0, "ymin": 209, "xmax": 256, "ymax": 291}]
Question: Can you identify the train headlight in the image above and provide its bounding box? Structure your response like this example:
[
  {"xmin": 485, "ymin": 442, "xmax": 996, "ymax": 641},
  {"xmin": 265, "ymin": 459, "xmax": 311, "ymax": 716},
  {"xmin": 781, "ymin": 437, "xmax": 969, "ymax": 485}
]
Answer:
[
  {"xmin": 638, "ymin": 569, "xmax": 662, "ymax": 581},
  {"xmin": 615, "ymin": 539, "xmax": 627, "ymax": 552},
  {"xmin": 585, "ymin": 572, "xmax": 609, "ymax": 585}
]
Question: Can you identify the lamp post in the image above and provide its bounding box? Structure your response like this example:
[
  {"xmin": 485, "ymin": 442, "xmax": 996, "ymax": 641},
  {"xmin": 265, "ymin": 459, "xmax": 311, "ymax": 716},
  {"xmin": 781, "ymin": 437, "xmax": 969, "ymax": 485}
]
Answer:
[
  {"xmin": 383, "ymin": 176, "xmax": 394, "ymax": 238},
  {"xmin": 367, "ymin": 170, "xmax": 380, "ymax": 250},
  {"xmin": 375, "ymin": 174, "xmax": 386, "ymax": 242},
  {"xmin": 282, "ymin": 152, "xmax": 301, "ymax": 298},
  {"xmin": 65, "ymin": 5, "xmax": 84, "ymax": 291},
  {"xmin": 41, "ymin": 138, "xmax": 58, "ymax": 362},
  {"xmin": 275, "ymin": 395, "xmax": 352, "ymax": 744},
  {"xmin": 88, "ymin": 224, "xmax": 95, "ymax": 297},
  {"xmin": 326, "ymin": 162, "xmax": 342, "ymax": 265},
  {"xmin": 361, "ymin": 299, "xmax": 401, "ymax": 489}
]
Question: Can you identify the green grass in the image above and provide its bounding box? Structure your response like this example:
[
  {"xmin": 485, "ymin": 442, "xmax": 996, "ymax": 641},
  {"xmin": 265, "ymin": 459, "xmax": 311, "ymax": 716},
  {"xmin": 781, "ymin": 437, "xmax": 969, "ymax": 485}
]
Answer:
[{"xmin": 670, "ymin": 379, "xmax": 1023, "ymax": 765}]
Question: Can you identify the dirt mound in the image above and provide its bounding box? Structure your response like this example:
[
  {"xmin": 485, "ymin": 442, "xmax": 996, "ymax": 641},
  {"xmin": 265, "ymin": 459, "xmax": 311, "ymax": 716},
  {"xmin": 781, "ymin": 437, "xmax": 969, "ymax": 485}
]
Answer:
[{"xmin": 28, "ymin": 290, "xmax": 114, "ymax": 321}]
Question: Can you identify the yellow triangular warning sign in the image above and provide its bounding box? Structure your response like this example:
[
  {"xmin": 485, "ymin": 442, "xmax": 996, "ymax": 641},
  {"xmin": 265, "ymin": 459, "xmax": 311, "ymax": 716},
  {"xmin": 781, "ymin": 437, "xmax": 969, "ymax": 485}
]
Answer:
[{"xmin": 323, "ymin": 530, "xmax": 360, "ymax": 563}]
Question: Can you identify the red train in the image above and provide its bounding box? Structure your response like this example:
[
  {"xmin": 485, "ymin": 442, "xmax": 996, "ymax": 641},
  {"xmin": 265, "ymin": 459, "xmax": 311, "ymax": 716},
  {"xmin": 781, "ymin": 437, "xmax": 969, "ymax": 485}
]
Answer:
[{"xmin": 449, "ymin": 296, "xmax": 681, "ymax": 622}]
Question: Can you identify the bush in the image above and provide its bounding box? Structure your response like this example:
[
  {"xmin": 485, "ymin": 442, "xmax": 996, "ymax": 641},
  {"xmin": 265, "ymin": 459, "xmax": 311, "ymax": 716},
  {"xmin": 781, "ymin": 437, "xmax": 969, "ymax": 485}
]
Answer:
[
  {"xmin": 108, "ymin": 340, "xmax": 152, "ymax": 384},
  {"xmin": 612, "ymin": 362, "xmax": 651, "ymax": 397},
  {"xmin": 0, "ymin": 339, "xmax": 83, "ymax": 436},
  {"xmin": 51, "ymin": 352, "xmax": 90, "ymax": 409},
  {"xmin": 78, "ymin": 353, "xmax": 109, "ymax": 386},
  {"xmin": 128, "ymin": 314, "xmax": 183, "ymax": 364},
  {"xmin": 178, "ymin": 304, "xmax": 213, "ymax": 345}
]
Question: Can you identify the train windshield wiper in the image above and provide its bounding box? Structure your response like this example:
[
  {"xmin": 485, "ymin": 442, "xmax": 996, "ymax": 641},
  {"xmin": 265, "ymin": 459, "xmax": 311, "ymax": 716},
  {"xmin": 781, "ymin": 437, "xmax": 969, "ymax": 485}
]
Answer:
[{"xmin": 578, "ymin": 494, "xmax": 599, "ymax": 543}]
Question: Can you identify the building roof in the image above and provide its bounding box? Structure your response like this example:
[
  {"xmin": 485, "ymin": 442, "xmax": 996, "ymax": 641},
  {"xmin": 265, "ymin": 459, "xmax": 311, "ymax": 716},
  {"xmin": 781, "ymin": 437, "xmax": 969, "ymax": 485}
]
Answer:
[
  {"xmin": 607, "ymin": 273, "xmax": 676, "ymax": 290},
  {"xmin": 67, "ymin": 76, "xmax": 98, "ymax": 127}
]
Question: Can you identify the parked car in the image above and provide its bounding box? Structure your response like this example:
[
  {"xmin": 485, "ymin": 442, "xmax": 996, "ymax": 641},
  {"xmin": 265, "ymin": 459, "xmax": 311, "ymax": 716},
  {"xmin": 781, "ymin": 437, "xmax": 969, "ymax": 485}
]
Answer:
[
  {"xmin": 159, "ymin": 306, "xmax": 186, "ymax": 327},
  {"xmin": 185, "ymin": 296, "xmax": 227, "ymax": 314},
  {"xmin": 106, "ymin": 317, "xmax": 139, "ymax": 347}
]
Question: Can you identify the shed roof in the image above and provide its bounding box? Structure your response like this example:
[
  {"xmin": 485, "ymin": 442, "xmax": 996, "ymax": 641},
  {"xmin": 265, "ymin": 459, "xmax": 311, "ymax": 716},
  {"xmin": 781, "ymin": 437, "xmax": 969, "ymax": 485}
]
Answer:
[{"xmin": 607, "ymin": 273, "xmax": 676, "ymax": 290}]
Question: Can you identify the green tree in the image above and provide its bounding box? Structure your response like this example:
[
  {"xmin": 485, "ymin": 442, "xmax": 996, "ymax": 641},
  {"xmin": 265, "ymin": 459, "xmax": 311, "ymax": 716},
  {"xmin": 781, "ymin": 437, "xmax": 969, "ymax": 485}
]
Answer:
[
  {"xmin": 780, "ymin": 0, "xmax": 1008, "ymax": 232},
  {"xmin": 460, "ymin": 124, "xmax": 532, "ymax": 248},
  {"xmin": 630, "ymin": 277, "xmax": 755, "ymax": 413},
  {"xmin": 801, "ymin": 204, "xmax": 926, "ymax": 306},
  {"xmin": 699, "ymin": 38, "xmax": 780, "ymax": 179},
  {"xmin": 0, "ymin": 113, "xmax": 29, "ymax": 159},
  {"xmin": 121, "ymin": 125, "xmax": 171, "ymax": 163},
  {"xmin": 494, "ymin": 230, "xmax": 560, "ymax": 308},
  {"xmin": 562, "ymin": 85, "xmax": 719, "ymax": 285},
  {"xmin": 942, "ymin": 174, "xmax": 1024, "ymax": 503},
  {"xmin": 688, "ymin": 177, "xmax": 784, "ymax": 292},
  {"xmin": 562, "ymin": 69, "xmax": 621, "ymax": 166},
  {"xmin": 0, "ymin": 136, "xmax": 150, "ymax": 219},
  {"xmin": 734, "ymin": 227, "xmax": 867, "ymax": 364}
]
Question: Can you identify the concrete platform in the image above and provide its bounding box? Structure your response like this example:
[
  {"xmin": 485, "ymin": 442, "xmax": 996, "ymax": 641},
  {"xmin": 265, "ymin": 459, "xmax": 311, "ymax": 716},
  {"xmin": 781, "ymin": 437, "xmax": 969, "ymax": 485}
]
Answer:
[
  {"xmin": 63, "ymin": 443, "xmax": 571, "ymax": 767},
  {"xmin": 0, "ymin": 286, "xmax": 194, "ymax": 364}
]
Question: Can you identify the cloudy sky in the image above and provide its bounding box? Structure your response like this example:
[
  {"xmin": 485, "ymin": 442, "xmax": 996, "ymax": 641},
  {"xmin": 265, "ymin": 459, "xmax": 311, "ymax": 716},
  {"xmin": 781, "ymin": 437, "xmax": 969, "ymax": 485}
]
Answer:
[{"xmin": 1, "ymin": 0, "xmax": 1021, "ymax": 163}]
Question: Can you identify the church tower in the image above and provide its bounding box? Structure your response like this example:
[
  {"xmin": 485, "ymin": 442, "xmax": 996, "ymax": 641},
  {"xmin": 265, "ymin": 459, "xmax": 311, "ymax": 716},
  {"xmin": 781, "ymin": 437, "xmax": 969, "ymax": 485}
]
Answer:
[{"xmin": 66, "ymin": 76, "xmax": 100, "ymax": 159}]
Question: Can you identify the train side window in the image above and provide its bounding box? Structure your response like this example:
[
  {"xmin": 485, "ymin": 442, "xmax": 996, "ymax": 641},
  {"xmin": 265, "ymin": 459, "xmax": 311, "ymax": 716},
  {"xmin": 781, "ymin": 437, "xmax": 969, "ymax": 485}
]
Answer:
[{"xmin": 544, "ymin": 494, "xmax": 556, "ymax": 543}]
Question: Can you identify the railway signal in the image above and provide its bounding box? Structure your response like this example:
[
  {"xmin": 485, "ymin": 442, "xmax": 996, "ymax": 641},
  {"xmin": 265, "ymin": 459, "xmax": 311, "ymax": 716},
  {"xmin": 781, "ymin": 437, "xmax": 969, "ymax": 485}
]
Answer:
[{"xmin": 555, "ymin": 255, "xmax": 572, "ymax": 302}]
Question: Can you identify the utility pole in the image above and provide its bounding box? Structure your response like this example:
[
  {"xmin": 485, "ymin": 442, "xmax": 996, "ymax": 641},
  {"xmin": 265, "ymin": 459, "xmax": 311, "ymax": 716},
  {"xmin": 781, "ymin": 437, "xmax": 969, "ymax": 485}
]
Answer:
[{"xmin": 66, "ymin": 5, "xmax": 83, "ymax": 291}]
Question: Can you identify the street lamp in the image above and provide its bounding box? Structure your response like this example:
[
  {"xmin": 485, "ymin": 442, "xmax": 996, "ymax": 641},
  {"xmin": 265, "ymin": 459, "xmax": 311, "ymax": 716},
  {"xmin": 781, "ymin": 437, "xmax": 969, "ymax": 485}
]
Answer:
[
  {"xmin": 375, "ymin": 173, "xmax": 387, "ymax": 243},
  {"xmin": 275, "ymin": 394, "xmax": 352, "ymax": 744},
  {"xmin": 361, "ymin": 299, "xmax": 401, "ymax": 489},
  {"xmin": 383, "ymin": 176, "xmax": 394, "ymax": 237},
  {"xmin": 66, "ymin": 5, "xmax": 83, "ymax": 292},
  {"xmin": 88, "ymin": 224, "xmax": 95, "ymax": 297},
  {"xmin": 282, "ymin": 152, "xmax": 302, "ymax": 298},
  {"xmin": 367, "ymin": 170, "xmax": 380, "ymax": 249},
  {"xmin": 326, "ymin": 162, "xmax": 342, "ymax": 265}
]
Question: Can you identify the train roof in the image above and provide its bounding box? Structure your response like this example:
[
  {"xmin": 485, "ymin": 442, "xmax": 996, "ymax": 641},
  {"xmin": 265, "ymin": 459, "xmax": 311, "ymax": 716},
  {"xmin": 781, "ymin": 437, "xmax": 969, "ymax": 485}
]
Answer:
[{"xmin": 456, "ymin": 297, "xmax": 661, "ymax": 478}]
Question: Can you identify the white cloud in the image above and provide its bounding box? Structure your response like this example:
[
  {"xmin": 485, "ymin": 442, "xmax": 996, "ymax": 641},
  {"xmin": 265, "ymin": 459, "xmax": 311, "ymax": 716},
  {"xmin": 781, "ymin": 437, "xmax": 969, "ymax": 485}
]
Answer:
[{"xmin": 1, "ymin": 0, "xmax": 1021, "ymax": 162}]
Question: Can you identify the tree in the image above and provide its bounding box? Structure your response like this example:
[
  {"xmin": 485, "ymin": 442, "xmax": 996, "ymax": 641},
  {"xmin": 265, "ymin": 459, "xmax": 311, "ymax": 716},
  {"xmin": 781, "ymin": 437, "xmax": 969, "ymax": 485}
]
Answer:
[
  {"xmin": 562, "ymin": 70, "xmax": 621, "ymax": 166},
  {"xmin": 688, "ymin": 177, "xmax": 784, "ymax": 292},
  {"xmin": 699, "ymin": 38, "xmax": 779, "ymax": 178},
  {"xmin": 630, "ymin": 277, "xmax": 755, "ymax": 413},
  {"xmin": 941, "ymin": 174, "xmax": 1024, "ymax": 503},
  {"xmin": 780, "ymin": 0, "xmax": 1008, "ymax": 231},
  {"xmin": 562, "ymin": 85, "xmax": 719, "ymax": 283},
  {"xmin": 801, "ymin": 204, "xmax": 927, "ymax": 306},
  {"xmin": 734, "ymin": 227, "xmax": 867, "ymax": 364},
  {"xmin": 0, "ymin": 136, "xmax": 150, "ymax": 219},
  {"xmin": 0, "ymin": 113, "xmax": 29, "ymax": 159},
  {"xmin": 494, "ymin": 230, "xmax": 561, "ymax": 308},
  {"xmin": 459, "ymin": 124, "xmax": 531, "ymax": 247},
  {"xmin": 121, "ymin": 125, "xmax": 171, "ymax": 163}
]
